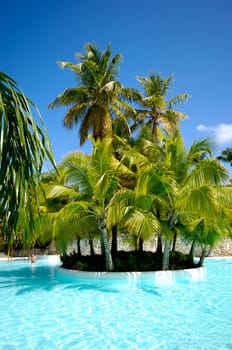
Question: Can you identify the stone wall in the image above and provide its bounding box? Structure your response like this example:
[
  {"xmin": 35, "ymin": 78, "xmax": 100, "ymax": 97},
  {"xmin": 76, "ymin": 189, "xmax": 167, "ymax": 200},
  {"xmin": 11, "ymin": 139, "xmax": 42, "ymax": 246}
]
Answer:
[
  {"xmin": 171, "ymin": 237, "xmax": 232, "ymax": 257},
  {"xmin": 2, "ymin": 237, "xmax": 231, "ymax": 258},
  {"xmin": 211, "ymin": 238, "xmax": 232, "ymax": 256},
  {"xmin": 68, "ymin": 236, "xmax": 232, "ymax": 257}
]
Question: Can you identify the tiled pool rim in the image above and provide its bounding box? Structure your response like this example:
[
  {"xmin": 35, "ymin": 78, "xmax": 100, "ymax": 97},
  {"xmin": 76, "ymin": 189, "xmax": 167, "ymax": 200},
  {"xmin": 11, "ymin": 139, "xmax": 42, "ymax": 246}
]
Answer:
[
  {"xmin": 57, "ymin": 256, "xmax": 231, "ymax": 281},
  {"xmin": 58, "ymin": 265, "xmax": 206, "ymax": 282}
]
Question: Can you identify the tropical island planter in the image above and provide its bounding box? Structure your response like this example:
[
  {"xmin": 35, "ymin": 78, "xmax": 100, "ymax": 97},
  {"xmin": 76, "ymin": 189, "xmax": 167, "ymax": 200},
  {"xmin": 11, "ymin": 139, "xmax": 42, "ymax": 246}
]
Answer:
[{"xmin": 60, "ymin": 250, "xmax": 197, "ymax": 272}]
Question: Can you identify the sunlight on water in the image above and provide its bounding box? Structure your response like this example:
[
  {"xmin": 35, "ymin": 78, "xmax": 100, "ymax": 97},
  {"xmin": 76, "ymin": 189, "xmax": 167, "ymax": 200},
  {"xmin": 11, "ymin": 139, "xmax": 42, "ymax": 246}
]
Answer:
[{"xmin": 0, "ymin": 257, "xmax": 231, "ymax": 350}]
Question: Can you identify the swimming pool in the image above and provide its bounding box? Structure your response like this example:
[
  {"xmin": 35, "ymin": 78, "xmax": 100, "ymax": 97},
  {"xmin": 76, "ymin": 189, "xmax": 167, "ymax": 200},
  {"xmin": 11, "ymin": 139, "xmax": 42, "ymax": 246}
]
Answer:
[{"xmin": 0, "ymin": 257, "xmax": 231, "ymax": 349}]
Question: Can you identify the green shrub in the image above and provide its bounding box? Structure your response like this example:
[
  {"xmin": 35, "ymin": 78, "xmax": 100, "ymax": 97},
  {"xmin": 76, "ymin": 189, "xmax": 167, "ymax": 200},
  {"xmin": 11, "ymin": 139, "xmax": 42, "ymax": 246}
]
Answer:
[
  {"xmin": 170, "ymin": 251, "xmax": 193, "ymax": 269},
  {"xmin": 61, "ymin": 250, "xmax": 195, "ymax": 272},
  {"xmin": 74, "ymin": 261, "xmax": 85, "ymax": 270}
]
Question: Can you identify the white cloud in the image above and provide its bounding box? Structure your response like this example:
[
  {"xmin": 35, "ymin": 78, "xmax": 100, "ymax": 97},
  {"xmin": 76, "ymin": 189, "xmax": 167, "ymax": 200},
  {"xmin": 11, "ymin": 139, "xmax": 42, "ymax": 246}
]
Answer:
[
  {"xmin": 197, "ymin": 124, "xmax": 212, "ymax": 132},
  {"xmin": 196, "ymin": 123, "xmax": 232, "ymax": 145}
]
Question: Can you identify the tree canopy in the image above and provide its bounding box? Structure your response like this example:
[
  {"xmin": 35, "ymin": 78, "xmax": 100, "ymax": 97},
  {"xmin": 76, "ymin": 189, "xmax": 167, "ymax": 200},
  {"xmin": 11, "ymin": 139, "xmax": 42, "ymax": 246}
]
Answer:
[
  {"xmin": 49, "ymin": 43, "xmax": 137, "ymax": 145},
  {"xmin": 1, "ymin": 43, "xmax": 231, "ymax": 270}
]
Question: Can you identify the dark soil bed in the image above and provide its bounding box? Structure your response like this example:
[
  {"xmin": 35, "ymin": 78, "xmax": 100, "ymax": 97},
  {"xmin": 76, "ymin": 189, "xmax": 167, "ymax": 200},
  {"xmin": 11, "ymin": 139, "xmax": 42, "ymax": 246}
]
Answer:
[{"xmin": 61, "ymin": 250, "xmax": 195, "ymax": 272}]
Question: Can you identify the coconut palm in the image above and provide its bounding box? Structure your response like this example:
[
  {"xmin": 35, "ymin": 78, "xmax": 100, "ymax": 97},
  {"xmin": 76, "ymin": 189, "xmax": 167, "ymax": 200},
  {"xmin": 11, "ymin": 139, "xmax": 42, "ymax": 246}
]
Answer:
[
  {"xmin": 0, "ymin": 71, "xmax": 55, "ymax": 251},
  {"xmin": 106, "ymin": 174, "xmax": 161, "ymax": 252},
  {"xmin": 106, "ymin": 129, "xmax": 166, "ymax": 254},
  {"xmin": 49, "ymin": 43, "xmax": 137, "ymax": 146},
  {"xmin": 154, "ymin": 131, "xmax": 231, "ymax": 268},
  {"xmin": 176, "ymin": 157, "xmax": 232, "ymax": 266},
  {"xmin": 37, "ymin": 157, "xmax": 96, "ymax": 255},
  {"xmin": 133, "ymin": 129, "xmax": 231, "ymax": 269},
  {"xmin": 106, "ymin": 125, "xmax": 231, "ymax": 269},
  {"xmin": 133, "ymin": 72, "xmax": 189, "ymax": 141},
  {"xmin": 44, "ymin": 138, "xmax": 122, "ymax": 271}
]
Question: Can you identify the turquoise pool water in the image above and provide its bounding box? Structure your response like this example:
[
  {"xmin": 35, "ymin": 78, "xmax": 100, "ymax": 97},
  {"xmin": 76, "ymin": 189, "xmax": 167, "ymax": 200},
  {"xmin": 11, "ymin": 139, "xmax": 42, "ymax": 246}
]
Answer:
[{"xmin": 0, "ymin": 257, "xmax": 231, "ymax": 350}]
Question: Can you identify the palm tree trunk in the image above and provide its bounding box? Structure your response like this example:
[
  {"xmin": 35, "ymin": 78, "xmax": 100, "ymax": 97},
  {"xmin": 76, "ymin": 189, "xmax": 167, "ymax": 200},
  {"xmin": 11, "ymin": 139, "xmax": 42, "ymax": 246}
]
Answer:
[
  {"xmin": 88, "ymin": 234, "xmax": 95, "ymax": 256},
  {"xmin": 198, "ymin": 246, "xmax": 206, "ymax": 267},
  {"xmin": 189, "ymin": 240, "xmax": 196, "ymax": 264},
  {"xmin": 206, "ymin": 246, "xmax": 212, "ymax": 257},
  {"xmin": 100, "ymin": 234, "xmax": 105, "ymax": 257},
  {"xmin": 156, "ymin": 234, "xmax": 162, "ymax": 255},
  {"xmin": 162, "ymin": 239, "xmax": 171, "ymax": 270},
  {"xmin": 152, "ymin": 112, "xmax": 159, "ymax": 141},
  {"xmin": 172, "ymin": 232, "xmax": 177, "ymax": 252},
  {"xmin": 139, "ymin": 237, "xmax": 143, "ymax": 252},
  {"xmin": 76, "ymin": 236, "xmax": 81, "ymax": 256},
  {"xmin": 134, "ymin": 237, "xmax": 138, "ymax": 251},
  {"xmin": 99, "ymin": 215, "xmax": 114, "ymax": 271},
  {"xmin": 111, "ymin": 225, "xmax": 118, "ymax": 255}
]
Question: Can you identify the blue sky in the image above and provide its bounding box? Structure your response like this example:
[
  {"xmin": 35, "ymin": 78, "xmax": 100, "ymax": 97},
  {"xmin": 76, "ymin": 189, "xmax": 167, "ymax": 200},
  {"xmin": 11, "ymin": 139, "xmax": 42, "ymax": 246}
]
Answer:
[{"xmin": 2, "ymin": 0, "xmax": 232, "ymax": 173}]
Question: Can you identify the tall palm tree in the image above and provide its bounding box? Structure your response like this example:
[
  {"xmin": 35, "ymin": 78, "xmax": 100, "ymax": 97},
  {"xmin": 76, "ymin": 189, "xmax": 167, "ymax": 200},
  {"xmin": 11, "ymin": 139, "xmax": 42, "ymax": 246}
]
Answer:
[
  {"xmin": 0, "ymin": 71, "xmax": 55, "ymax": 251},
  {"xmin": 133, "ymin": 72, "xmax": 189, "ymax": 141},
  {"xmin": 49, "ymin": 43, "xmax": 137, "ymax": 146}
]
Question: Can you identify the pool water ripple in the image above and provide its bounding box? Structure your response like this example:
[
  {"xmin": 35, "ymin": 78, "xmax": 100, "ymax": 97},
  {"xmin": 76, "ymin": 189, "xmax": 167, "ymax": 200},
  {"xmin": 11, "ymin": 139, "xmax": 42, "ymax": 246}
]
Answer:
[{"xmin": 0, "ymin": 257, "xmax": 231, "ymax": 349}]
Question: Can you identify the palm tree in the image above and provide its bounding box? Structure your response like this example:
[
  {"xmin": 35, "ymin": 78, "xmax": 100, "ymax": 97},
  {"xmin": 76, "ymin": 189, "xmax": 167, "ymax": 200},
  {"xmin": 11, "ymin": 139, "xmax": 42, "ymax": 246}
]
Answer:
[
  {"xmin": 38, "ymin": 157, "xmax": 98, "ymax": 255},
  {"xmin": 106, "ymin": 126, "xmax": 232, "ymax": 270},
  {"xmin": 138, "ymin": 129, "xmax": 231, "ymax": 269},
  {"xmin": 133, "ymin": 72, "xmax": 189, "ymax": 141},
  {"xmin": 106, "ymin": 130, "xmax": 164, "ymax": 254},
  {"xmin": 0, "ymin": 71, "xmax": 55, "ymax": 252},
  {"xmin": 106, "ymin": 175, "xmax": 161, "ymax": 253},
  {"xmin": 49, "ymin": 43, "xmax": 137, "ymax": 146},
  {"xmin": 177, "ymin": 157, "xmax": 232, "ymax": 266},
  {"xmin": 217, "ymin": 148, "xmax": 232, "ymax": 167},
  {"xmin": 44, "ymin": 138, "xmax": 122, "ymax": 271}
]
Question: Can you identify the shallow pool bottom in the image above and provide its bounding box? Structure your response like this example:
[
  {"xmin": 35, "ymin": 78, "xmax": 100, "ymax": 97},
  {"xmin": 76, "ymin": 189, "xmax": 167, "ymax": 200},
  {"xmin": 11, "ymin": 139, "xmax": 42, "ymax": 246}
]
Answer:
[{"xmin": 0, "ymin": 257, "xmax": 231, "ymax": 350}]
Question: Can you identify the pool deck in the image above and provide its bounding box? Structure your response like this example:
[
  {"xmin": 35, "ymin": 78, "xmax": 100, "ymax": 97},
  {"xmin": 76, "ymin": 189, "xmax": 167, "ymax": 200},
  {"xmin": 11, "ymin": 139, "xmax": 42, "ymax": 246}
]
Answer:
[{"xmin": 0, "ymin": 254, "xmax": 61, "ymax": 264}]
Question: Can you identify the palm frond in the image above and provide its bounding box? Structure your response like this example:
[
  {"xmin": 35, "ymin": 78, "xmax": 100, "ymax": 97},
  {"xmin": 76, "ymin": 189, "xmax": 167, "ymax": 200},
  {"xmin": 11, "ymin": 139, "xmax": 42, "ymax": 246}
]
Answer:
[
  {"xmin": 188, "ymin": 138, "xmax": 214, "ymax": 163},
  {"xmin": 166, "ymin": 93, "xmax": 189, "ymax": 108},
  {"xmin": 123, "ymin": 209, "xmax": 160, "ymax": 240},
  {"xmin": 0, "ymin": 70, "xmax": 55, "ymax": 240},
  {"xmin": 61, "ymin": 154, "xmax": 94, "ymax": 196},
  {"xmin": 49, "ymin": 87, "xmax": 89, "ymax": 109},
  {"xmin": 177, "ymin": 185, "xmax": 219, "ymax": 218},
  {"xmin": 106, "ymin": 189, "xmax": 135, "ymax": 227},
  {"xmin": 184, "ymin": 159, "xmax": 229, "ymax": 188},
  {"xmin": 47, "ymin": 184, "xmax": 81, "ymax": 200}
]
